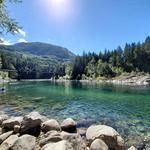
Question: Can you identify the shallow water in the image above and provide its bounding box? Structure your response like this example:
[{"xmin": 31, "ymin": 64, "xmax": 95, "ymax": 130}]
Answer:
[{"xmin": 0, "ymin": 81, "xmax": 150, "ymax": 148}]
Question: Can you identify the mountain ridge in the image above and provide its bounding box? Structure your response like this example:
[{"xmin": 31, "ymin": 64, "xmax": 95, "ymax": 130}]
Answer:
[{"xmin": 0, "ymin": 42, "xmax": 75, "ymax": 60}]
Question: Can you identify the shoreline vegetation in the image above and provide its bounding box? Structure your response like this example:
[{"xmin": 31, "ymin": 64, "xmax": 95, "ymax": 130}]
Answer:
[
  {"xmin": 1, "ymin": 72, "xmax": 150, "ymax": 86},
  {"xmin": 0, "ymin": 111, "xmax": 142, "ymax": 150}
]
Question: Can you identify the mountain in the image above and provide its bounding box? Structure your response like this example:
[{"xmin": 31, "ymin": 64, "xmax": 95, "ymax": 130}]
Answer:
[
  {"xmin": 0, "ymin": 42, "xmax": 75, "ymax": 79},
  {"xmin": 0, "ymin": 42, "xmax": 75, "ymax": 60}
]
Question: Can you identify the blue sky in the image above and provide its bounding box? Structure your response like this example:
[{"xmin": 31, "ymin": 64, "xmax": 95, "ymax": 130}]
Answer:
[{"xmin": 2, "ymin": 0, "xmax": 150, "ymax": 54}]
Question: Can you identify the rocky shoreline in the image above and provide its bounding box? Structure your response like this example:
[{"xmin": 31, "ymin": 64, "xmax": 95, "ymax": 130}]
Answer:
[
  {"xmin": 0, "ymin": 111, "xmax": 140, "ymax": 150},
  {"xmin": 58, "ymin": 73, "xmax": 150, "ymax": 86}
]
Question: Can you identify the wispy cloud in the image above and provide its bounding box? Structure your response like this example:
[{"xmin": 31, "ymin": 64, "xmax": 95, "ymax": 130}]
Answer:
[
  {"xmin": 0, "ymin": 38, "xmax": 12, "ymax": 45},
  {"xmin": 18, "ymin": 38, "xmax": 28, "ymax": 43}
]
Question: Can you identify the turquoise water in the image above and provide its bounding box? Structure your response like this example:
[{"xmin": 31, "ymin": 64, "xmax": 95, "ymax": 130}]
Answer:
[{"xmin": 0, "ymin": 81, "xmax": 150, "ymax": 147}]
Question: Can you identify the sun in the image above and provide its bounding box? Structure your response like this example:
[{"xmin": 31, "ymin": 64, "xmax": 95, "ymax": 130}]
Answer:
[
  {"xmin": 50, "ymin": 0, "xmax": 70, "ymax": 10},
  {"xmin": 49, "ymin": 0, "xmax": 73, "ymax": 21},
  {"xmin": 39, "ymin": 0, "xmax": 76, "ymax": 22},
  {"xmin": 53, "ymin": 0, "xmax": 64, "ymax": 4}
]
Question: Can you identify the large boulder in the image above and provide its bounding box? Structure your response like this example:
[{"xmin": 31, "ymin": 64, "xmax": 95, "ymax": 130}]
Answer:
[
  {"xmin": 41, "ymin": 119, "xmax": 61, "ymax": 132},
  {"xmin": 41, "ymin": 140, "xmax": 74, "ymax": 150},
  {"xmin": 2, "ymin": 116, "xmax": 23, "ymax": 130},
  {"xmin": 0, "ymin": 131, "xmax": 13, "ymax": 144},
  {"xmin": 20, "ymin": 111, "xmax": 45, "ymax": 136},
  {"xmin": 0, "ymin": 134, "xmax": 19, "ymax": 150},
  {"xmin": 61, "ymin": 118, "xmax": 77, "ymax": 133},
  {"xmin": 90, "ymin": 139, "xmax": 109, "ymax": 150},
  {"xmin": 86, "ymin": 125, "xmax": 126, "ymax": 150},
  {"xmin": 11, "ymin": 134, "xmax": 36, "ymax": 150}
]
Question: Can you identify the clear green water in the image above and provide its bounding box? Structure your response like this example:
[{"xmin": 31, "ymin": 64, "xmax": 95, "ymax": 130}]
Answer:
[{"xmin": 0, "ymin": 81, "xmax": 150, "ymax": 147}]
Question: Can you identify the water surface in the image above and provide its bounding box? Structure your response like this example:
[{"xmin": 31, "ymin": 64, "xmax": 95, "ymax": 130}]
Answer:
[{"xmin": 0, "ymin": 81, "xmax": 150, "ymax": 148}]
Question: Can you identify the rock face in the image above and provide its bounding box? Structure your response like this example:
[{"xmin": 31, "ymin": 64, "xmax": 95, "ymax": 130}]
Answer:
[
  {"xmin": 0, "ymin": 134, "xmax": 18, "ymax": 150},
  {"xmin": 2, "ymin": 117, "xmax": 23, "ymax": 130},
  {"xmin": 86, "ymin": 125, "xmax": 126, "ymax": 150},
  {"xmin": 20, "ymin": 111, "xmax": 43, "ymax": 136},
  {"xmin": 0, "ymin": 131, "xmax": 13, "ymax": 144},
  {"xmin": 42, "ymin": 140, "xmax": 74, "ymax": 150},
  {"xmin": 41, "ymin": 119, "xmax": 61, "ymax": 132},
  {"xmin": 61, "ymin": 118, "xmax": 77, "ymax": 133},
  {"xmin": 11, "ymin": 134, "xmax": 36, "ymax": 150},
  {"xmin": 90, "ymin": 139, "xmax": 109, "ymax": 150}
]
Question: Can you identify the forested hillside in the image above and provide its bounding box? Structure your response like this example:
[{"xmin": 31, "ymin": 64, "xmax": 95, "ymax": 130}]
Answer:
[
  {"xmin": 70, "ymin": 36, "xmax": 150, "ymax": 80},
  {"xmin": 0, "ymin": 37, "xmax": 150, "ymax": 80},
  {"xmin": 0, "ymin": 42, "xmax": 75, "ymax": 79}
]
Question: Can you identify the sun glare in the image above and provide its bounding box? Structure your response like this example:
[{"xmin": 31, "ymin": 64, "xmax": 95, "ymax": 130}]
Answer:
[{"xmin": 48, "ymin": 0, "xmax": 73, "ymax": 21}]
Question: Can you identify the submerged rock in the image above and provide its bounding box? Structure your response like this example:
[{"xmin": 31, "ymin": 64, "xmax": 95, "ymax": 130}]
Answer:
[
  {"xmin": 90, "ymin": 139, "xmax": 109, "ymax": 150},
  {"xmin": 77, "ymin": 119, "xmax": 97, "ymax": 128},
  {"xmin": 11, "ymin": 134, "xmax": 36, "ymax": 150},
  {"xmin": 41, "ymin": 119, "xmax": 61, "ymax": 132},
  {"xmin": 61, "ymin": 118, "xmax": 77, "ymax": 133},
  {"xmin": 86, "ymin": 125, "xmax": 126, "ymax": 150}
]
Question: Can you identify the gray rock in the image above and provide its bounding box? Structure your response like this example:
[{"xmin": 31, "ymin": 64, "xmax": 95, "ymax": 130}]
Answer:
[
  {"xmin": 41, "ymin": 119, "xmax": 61, "ymax": 132},
  {"xmin": 86, "ymin": 125, "xmax": 126, "ymax": 150},
  {"xmin": 61, "ymin": 131, "xmax": 86, "ymax": 150},
  {"xmin": 0, "ymin": 134, "xmax": 19, "ymax": 150},
  {"xmin": 20, "ymin": 111, "xmax": 44, "ymax": 136},
  {"xmin": 11, "ymin": 134, "xmax": 36, "ymax": 150},
  {"xmin": 39, "ymin": 130, "xmax": 62, "ymax": 147},
  {"xmin": 0, "ymin": 114, "xmax": 9, "ymax": 125},
  {"xmin": 77, "ymin": 128, "xmax": 87, "ymax": 137},
  {"xmin": 61, "ymin": 118, "xmax": 77, "ymax": 133},
  {"xmin": 90, "ymin": 139, "xmax": 109, "ymax": 150},
  {"xmin": 2, "ymin": 116, "xmax": 23, "ymax": 130},
  {"xmin": 14, "ymin": 125, "xmax": 20, "ymax": 133},
  {"xmin": 0, "ymin": 130, "xmax": 13, "ymax": 144},
  {"xmin": 41, "ymin": 140, "xmax": 74, "ymax": 150}
]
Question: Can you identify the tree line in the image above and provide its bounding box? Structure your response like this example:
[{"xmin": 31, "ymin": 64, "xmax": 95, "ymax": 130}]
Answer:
[
  {"xmin": 70, "ymin": 36, "xmax": 150, "ymax": 80},
  {"xmin": 0, "ymin": 51, "xmax": 66, "ymax": 79},
  {"xmin": 0, "ymin": 36, "xmax": 150, "ymax": 80}
]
